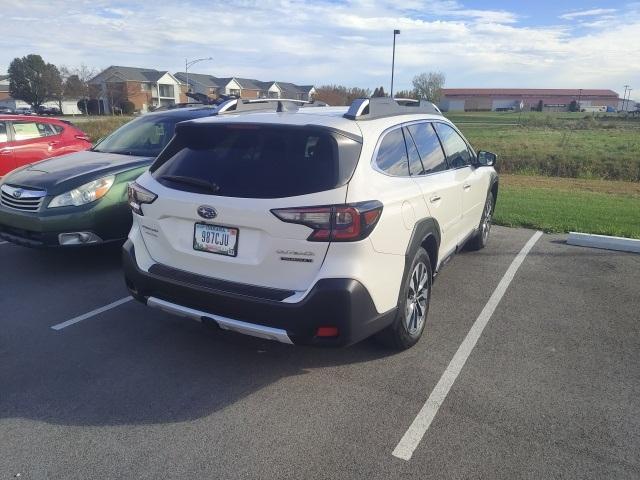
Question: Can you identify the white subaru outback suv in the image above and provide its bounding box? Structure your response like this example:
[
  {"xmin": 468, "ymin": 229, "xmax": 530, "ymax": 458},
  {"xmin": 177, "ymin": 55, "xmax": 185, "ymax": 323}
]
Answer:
[{"xmin": 123, "ymin": 97, "xmax": 498, "ymax": 349}]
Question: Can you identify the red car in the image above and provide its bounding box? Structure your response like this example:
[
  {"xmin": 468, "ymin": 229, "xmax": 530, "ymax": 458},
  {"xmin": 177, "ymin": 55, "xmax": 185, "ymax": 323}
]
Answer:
[{"xmin": 0, "ymin": 115, "xmax": 92, "ymax": 176}]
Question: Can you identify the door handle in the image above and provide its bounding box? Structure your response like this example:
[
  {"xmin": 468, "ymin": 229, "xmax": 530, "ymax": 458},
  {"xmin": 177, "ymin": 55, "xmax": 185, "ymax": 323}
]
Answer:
[
  {"xmin": 463, "ymin": 183, "xmax": 471, "ymax": 190},
  {"xmin": 429, "ymin": 195, "xmax": 442, "ymax": 203},
  {"xmin": 48, "ymin": 141, "xmax": 61, "ymax": 146},
  {"xmin": 0, "ymin": 148, "xmax": 11, "ymax": 155}
]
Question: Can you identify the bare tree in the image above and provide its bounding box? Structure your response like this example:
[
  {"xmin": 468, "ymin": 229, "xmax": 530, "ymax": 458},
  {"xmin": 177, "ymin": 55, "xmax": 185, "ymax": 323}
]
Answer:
[
  {"xmin": 63, "ymin": 64, "xmax": 97, "ymax": 115},
  {"xmin": 104, "ymin": 81, "xmax": 137, "ymax": 115},
  {"xmin": 313, "ymin": 85, "xmax": 371, "ymax": 106},
  {"xmin": 394, "ymin": 89, "xmax": 418, "ymax": 99},
  {"xmin": 372, "ymin": 86, "xmax": 386, "ymax": 97},
  {"xmin": 411, "ymin": 72, "xmax": 446, "ymax": 103}
]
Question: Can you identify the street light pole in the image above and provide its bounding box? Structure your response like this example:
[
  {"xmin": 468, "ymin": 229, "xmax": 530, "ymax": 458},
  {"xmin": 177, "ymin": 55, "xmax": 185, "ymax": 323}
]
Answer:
[
  {"xmin": 390, "ymin": 29, "xmax": 400, "ymax": 98},
  {"xmin": 185, "ymin": 57, "xmax": 213, "ymax": 102},
  {"xmin": 623, "ymin": 85, "xmax": 629, "ymax": 111}
]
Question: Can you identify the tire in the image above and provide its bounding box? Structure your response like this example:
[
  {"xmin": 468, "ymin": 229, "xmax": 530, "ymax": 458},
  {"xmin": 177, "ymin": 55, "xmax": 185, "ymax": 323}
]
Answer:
[
  {"xmin": 375, "ymin": 247, "xmax": 432, "ymax": 350},
  {"xmin": 466, "ymin": 191, "xmax": 494, "ymax": 251}
]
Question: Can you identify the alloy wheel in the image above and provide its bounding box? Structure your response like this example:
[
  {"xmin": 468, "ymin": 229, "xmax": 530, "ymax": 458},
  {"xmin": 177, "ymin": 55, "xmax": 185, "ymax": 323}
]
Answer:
[
  {"xmin": 482, "ymin": 199, "xmax": 493, "ymax": 242},
  {"xmin": 405, "ymin": 262, "xmax": 429, "ymax": 336}
]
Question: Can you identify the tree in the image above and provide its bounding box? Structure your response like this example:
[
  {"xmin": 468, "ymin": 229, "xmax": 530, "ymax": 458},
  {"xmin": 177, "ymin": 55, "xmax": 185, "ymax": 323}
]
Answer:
[
  {"xmin": 395, "ymin": 89, "xmax": 418, "ymax": 99},
  {"xmin": 373, "ymin": 86, "xmax": 386, "ymax": 97},
  {"xmin": 64, "ymin": 75, "xmax": 84, "ymax": 98},
  {"xmin": 120, "ymin": 100, "xmax": 135, "ymax": 115},
  {"xmin": 411, "ymin": 72, "xmax": 446, "ymax": 103},
  {"xmin": 60, "ymin": 64, "xmax": 97, "ymax": 115},
  {"xmin": 8, "ymin": 54, "xmax": 62, "ymax": 109},
  {"xmin": 313, "ymin": 85, "xmax": 371, "ymax": 106}
]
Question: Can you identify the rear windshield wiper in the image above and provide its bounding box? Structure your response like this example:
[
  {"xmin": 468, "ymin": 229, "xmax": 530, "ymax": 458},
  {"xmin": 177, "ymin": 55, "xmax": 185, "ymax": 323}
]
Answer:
[{"xmin": 159, "ymin": 175, "xmax": 220, "ymax": 193}]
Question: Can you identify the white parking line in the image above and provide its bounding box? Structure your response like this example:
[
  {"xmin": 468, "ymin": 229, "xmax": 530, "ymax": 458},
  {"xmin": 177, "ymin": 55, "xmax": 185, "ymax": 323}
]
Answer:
[
  {"xmin": 50, "ymin": 296, "xmax": 133, "ymax": 331},
  {"xmin": 0, "ymin": 241, "xmax": 8, "ymax": 245},
  {"xmin": 392, "ymin": 230, "xmax": 543, "ymax": 461}
]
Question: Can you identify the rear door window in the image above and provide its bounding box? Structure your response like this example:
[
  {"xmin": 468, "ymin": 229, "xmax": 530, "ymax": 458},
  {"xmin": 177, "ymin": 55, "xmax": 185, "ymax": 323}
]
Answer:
[
  {"xmin": 11, "ymin": 122, "xmax": 56, "ymax": 141},
  {"xmin": 433, "ymin": 123, "xmax": 474, "ymax": 169},
  {"xmin": 406, "ymin": 122, "xmax": 448, "ymax": 174},
  {"xmin": 0, "ymin": 122, "xmax": 7, "ymax": 143},
  {"xmin": 151, "ymin": 124, "xmax": 361, "ymax": 198},
  {"xmin": 375, "ymin": 128, "xmax": 409, "ymax": 176}
]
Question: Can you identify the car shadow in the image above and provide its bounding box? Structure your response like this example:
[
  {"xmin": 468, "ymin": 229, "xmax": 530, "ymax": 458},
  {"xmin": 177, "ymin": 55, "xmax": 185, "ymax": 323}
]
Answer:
[{"xmin": 1, "ymin": 272, "xmax": 400, "ymax": 428}]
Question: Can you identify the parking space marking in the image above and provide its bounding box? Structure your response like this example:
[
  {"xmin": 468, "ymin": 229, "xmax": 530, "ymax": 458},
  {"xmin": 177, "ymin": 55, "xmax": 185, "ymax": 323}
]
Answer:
[
  {"xmin": 50, "ymin": 296, "xmax": 133, "ymax": 331},
  {"xmin": 0, "ymin": 241, "xmax": 8, "ymax": 245},
  {"xmin": 392, "ymin": 230, "xmax": 543, "ymax": 461}
]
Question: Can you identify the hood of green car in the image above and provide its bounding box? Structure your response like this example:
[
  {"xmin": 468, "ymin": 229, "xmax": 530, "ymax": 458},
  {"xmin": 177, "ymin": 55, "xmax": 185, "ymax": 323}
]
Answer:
[{"xmin": 2, "ymin": 150, "xmax": 154, "ymax": 195}]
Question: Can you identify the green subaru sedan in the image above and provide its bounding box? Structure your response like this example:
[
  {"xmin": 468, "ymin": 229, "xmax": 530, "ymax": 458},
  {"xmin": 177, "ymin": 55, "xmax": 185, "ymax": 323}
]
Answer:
[{"xmin": 0, "ymin": 106, "xmax": 223, "ymax": 247}]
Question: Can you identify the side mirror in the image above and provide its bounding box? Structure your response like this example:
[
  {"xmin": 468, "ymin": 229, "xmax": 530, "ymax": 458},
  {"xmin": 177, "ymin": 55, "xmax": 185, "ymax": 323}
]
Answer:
[{"xmin": 477, "ymin": 151, "xmax": 497, "ymax": 167}]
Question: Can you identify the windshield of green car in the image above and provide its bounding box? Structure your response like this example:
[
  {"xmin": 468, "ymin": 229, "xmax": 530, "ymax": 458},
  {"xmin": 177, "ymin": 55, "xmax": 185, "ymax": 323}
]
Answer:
[{"xmin": 91, "ymin": 116, "xmax": 179, "ymax": 157}]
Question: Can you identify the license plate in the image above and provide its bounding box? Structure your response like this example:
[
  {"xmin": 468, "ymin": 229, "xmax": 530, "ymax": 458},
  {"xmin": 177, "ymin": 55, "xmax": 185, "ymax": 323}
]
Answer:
[{"xmin": 193, "ymin": 223, "xmax": 239, "ymax": 257}]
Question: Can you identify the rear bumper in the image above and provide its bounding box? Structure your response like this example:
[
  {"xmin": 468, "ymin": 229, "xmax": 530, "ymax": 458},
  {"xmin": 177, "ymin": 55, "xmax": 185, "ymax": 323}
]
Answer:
[{"xmin": 122, "ymin": 240, "xmax": 396, "ymax": 347}]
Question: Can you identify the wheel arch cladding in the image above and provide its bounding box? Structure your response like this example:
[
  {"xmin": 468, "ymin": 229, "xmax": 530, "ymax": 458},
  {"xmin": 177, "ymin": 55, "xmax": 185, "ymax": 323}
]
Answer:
[
  {"xmin": 404, "ymin": 217, "xmax": 441, "ymax": 280},
  {"xmin": 490, "ymin": 174, "xmax": 499, "ymax": 203}
]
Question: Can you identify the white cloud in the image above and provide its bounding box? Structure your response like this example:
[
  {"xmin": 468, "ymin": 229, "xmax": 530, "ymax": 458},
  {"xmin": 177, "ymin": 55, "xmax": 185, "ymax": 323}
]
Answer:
[
  {"xmin": 0, "ymin": 0, "xmax": 638, "ymax": 93},
  {"xmin": 559, "ymin": 8, "xmax": 617, "ymax": 20}
]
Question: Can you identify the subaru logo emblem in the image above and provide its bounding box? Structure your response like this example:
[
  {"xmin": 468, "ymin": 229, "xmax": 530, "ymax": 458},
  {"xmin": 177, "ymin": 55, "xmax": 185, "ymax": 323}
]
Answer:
[
  {"xmin": 197, "ymin": 205, "xmax": 217, "ymax": 219},
  {"xmin": 13, "ymin": 189, "xmax": 23, "ymax": 199}
]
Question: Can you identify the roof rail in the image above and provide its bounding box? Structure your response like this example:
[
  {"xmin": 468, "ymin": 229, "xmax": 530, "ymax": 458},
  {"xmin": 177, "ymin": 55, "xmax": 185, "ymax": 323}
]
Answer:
[
  {"xmin": 393, "ymin": 98, "xmax": 443, "ymax": 113},
  {"xmin": 215, "ymin": 98, "xmax": 330, "ymax": 115},
  {"xmin": 343, "ymin": 97, "xmax": 441, "ymax": 120}
]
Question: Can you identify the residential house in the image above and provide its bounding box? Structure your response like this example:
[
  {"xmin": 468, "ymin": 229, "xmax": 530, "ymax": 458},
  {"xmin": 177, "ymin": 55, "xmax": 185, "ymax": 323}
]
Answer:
[
  {"xmin": 0, "ymin": 75, "xmax": 10, "ymax": 102},
  {"xmin": 174, "ymin": 71, "xmax": 316, "ymax": 102},
  {"xmin": 224, "ymin": 78, "xmax": 270, "ymax": 99},
  {"xmin": 267, "ymin": 82, "xmax": 316, "ymax": 100},
  {"xmin": 174, "ymin": 72, "xmax": 224, "ymax": 100},
  {"xmin": 89, "ymin": 66, "xmax": 187, "ymax": 113}
]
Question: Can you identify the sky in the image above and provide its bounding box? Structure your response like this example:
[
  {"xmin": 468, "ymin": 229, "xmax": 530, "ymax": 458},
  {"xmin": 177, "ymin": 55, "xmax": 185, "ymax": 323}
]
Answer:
[{"xmin": 1, "ymin": 0, "xmax": 639, "ymax": 96}]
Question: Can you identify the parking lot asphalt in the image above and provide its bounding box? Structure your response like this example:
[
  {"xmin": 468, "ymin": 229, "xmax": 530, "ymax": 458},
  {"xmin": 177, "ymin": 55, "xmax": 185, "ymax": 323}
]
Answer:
[{"xmin": 1, "ymin": 226, "xmax": 639, "ymax": 479}]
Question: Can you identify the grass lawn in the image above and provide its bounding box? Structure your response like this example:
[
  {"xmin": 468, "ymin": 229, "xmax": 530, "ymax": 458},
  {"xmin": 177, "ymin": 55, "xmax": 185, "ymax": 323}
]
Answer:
[
  {"xmin": 461, "ymin": 125, "xmax": 640, "ymax": 181},
  {"xmin": 442, "ymin": 111, "xmax": 640, "ymax": 181},
  {"xmin": 495, "ymin": 174, "xmax": 640, "ymax": 239},
  {"xmin": 72, "ymin": 116, "xmax": 133, "ymax": 142}
]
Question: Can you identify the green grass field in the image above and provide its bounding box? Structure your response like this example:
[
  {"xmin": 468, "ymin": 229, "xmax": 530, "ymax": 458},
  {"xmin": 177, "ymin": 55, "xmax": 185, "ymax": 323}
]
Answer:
[
  {"xmin": 461, "ymin": 125, "xmax": 640, "ymax": 180},
  {"xmin": 495, "ymin": 175, "xmax": 640, "ymax": 238},
  {"xmin": 445, "ymin": 112, "xmax": 640, "ymax": 181}
]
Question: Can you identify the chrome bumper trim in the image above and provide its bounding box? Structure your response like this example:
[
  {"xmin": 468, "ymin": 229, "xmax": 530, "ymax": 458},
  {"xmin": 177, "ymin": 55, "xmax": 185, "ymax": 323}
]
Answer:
[{"xmin": 146, "ymin": 296, "xmax": 293, "ymax": 345}]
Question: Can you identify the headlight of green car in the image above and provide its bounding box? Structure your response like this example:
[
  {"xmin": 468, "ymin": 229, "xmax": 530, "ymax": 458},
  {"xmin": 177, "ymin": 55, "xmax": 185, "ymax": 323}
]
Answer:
[{"xmin": 48, "ymin": 175, "xmax": 116, "ymax": 208}]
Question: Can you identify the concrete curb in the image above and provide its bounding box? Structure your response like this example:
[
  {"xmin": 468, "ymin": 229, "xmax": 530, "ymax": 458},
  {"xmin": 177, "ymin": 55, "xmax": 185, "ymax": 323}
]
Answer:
[{"xmin": 567, "ymin": 232, "xmax": 640, "ymax": 254}]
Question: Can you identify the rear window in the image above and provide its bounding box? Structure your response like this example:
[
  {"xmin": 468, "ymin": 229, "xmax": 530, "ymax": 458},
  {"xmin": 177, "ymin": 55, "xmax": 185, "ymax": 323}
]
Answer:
[{"xmin": 150, "ymin": 124, "xmax": 362, "ymax": 198}]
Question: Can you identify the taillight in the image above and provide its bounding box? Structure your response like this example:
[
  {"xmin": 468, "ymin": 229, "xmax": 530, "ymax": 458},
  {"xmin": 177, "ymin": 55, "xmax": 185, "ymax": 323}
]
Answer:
[
  {"xmin": 75, "ymin": 133, "xmax": 91, "ymax": 142},
  {"xmin": 127, "ymin": 182, "xmax": 157, "ymax": 216},
  {"xmin": 271, "ymin": 201, "xmax": 383, "ymax": 242}
]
